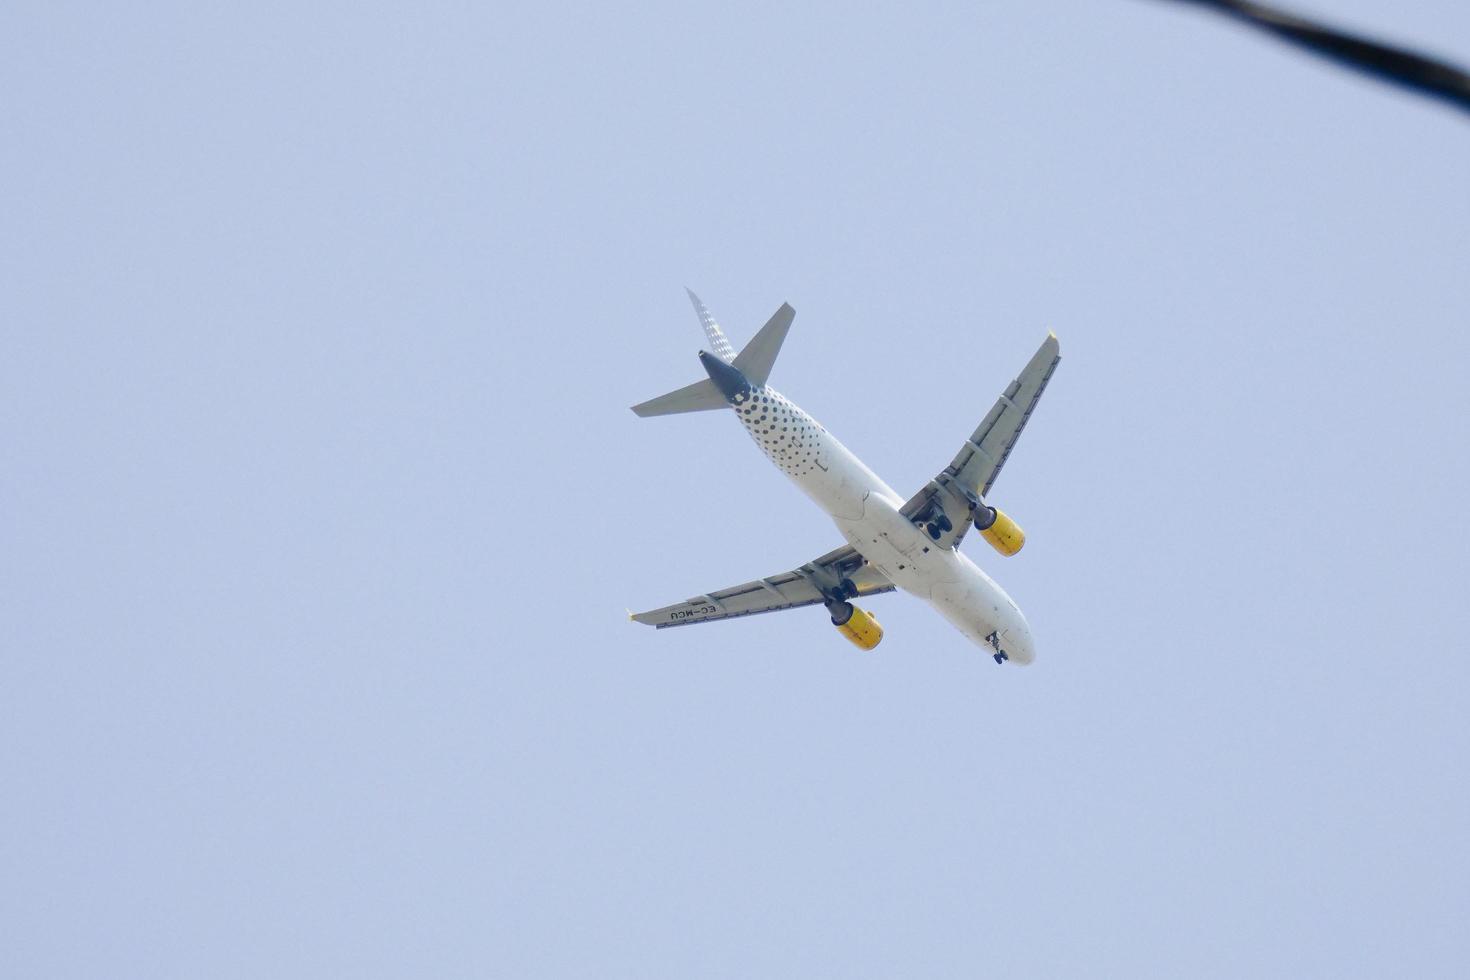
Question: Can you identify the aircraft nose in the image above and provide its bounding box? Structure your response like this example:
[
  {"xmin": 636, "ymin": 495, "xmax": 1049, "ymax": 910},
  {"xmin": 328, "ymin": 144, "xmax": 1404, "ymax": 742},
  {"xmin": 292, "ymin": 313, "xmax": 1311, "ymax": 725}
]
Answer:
[{"xmin": 1006, "ymin": 614, "xmax": 1036, "ymax": 666}]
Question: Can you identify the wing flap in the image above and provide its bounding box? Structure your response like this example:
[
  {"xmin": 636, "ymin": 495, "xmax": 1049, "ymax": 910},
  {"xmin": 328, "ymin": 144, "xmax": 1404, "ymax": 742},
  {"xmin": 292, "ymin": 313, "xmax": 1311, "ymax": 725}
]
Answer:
[
  {"xmin": 955, "ymin": 332, "xmax": 1061, "ymax": 498},
  {"xmin": 631, "ymin": 546, "xmax": 893, "ymax": 629},
  {"xmin": 900, "ymin": 333, "xmax": 1060, "ymax": 549}
]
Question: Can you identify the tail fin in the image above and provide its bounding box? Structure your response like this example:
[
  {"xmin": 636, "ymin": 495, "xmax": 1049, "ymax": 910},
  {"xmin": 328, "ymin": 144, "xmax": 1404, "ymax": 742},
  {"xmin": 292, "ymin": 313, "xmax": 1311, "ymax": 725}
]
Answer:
[
  {"xmin": 630, "ymin": 292, "xmax": 795, "ymax": 417},
  {"xmin": 687, "ymin": 289, "xmax": 737, "ymax": 363},
  {"xmin": 733, "ymin": 303, "xmax": 794, "ymax": 386},
  {"xmin": 631, "ymin": 378, "xmax": 727, "ymax": 417}
]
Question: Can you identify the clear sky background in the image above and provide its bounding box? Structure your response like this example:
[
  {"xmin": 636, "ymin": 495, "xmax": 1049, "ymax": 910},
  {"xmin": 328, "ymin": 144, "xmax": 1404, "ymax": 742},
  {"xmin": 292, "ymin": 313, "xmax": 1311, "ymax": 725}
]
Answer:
[{"xmin": 4, "ymin": 2, "xmax": 1469, "ymax": 977}]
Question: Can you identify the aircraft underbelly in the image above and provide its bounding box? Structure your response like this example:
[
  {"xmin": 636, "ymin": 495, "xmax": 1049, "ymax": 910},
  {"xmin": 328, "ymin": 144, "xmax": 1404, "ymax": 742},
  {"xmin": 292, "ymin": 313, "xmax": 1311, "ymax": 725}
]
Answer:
[
  {"xmin": 831, "ymin": 491, "xmax": 949, "ymax": 599},
  {"xmin": 833, "ymin": 494, "xmax": 1034, "ymax": 662},
  {"xmin": 758, "ymin": 391, "xmax": 1035, "ymax": 663},
  {"xmin": 791, "ymin": 436, "xmax": 896, "ymax": 521}
]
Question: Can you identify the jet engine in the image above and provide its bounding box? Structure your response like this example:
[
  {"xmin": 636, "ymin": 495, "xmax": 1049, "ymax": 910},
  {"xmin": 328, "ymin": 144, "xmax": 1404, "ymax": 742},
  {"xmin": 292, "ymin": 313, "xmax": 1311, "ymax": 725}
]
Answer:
[
  {"xmin": 973, "ymin": 505, "xmax": 1026, "ymax": 557},
  {"xmin": 828, "ymin": 600, "xmax": 884, "ymax": 650}
]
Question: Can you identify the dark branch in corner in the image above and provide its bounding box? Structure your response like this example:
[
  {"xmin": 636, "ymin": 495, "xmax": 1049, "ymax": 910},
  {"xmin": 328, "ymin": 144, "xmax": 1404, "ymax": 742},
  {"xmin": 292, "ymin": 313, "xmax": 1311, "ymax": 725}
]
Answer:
[{"xmin": 1163, "ymin": 0, "xmax": 1470, "ymax": 115}]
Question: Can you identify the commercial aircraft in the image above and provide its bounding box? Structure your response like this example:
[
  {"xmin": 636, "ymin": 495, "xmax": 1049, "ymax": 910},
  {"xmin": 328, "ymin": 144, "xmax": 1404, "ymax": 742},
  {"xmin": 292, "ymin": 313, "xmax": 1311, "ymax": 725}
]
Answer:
[{"xmin": 629, "ymin": 291, "xmax": 1060, "ymax": 665}]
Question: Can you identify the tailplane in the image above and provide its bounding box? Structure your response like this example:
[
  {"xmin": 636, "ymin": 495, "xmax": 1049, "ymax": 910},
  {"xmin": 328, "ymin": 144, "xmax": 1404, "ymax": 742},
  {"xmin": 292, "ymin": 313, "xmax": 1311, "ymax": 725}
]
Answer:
[
  {"xmin": 631, "ymin": 378, "xmax": 727, "ymax": 417},
  {"xmin": 733, "ymin": 303, "xmax": 793, "ymax": 386},
  {"xmin": 630, "ymin": 292, "xmax": 795, "ymax": 417}
]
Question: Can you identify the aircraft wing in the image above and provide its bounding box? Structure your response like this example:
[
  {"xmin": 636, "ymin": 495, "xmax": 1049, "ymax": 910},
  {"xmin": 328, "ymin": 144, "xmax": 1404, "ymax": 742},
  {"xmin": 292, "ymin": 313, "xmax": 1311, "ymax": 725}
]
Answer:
[
  {"xmin": 900, "ymin": 333, "xmax": 1061, "ymax": 549},
  {"xmin": 631, "ymin": 544, "xmax": 894, "ymax": 629}
]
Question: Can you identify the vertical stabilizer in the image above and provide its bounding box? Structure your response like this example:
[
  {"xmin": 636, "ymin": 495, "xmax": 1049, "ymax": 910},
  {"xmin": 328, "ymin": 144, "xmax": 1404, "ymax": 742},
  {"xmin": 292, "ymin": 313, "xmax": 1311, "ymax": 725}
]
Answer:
[{"xmin": 687, "ymin": 289, "xmax": 737, "ymax": 363}]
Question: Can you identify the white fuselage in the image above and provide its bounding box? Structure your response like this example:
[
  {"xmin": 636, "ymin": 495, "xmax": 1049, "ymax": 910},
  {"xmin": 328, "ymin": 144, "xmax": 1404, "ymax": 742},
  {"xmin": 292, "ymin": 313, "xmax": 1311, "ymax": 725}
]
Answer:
[{"xmin": 730, "ymin": 385, "xmax": 1035, "ymax": 664}]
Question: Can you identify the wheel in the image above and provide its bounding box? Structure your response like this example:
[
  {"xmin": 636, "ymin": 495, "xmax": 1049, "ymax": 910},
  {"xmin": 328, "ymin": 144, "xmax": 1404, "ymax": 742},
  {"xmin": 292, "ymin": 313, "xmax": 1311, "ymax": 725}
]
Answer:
[
  {"xmin": 992, "ymin": 651, "xmax": 1008, "ymax": 665},
  {"xmin": 937, "ymin": 514, "xmax": 953, "ymax": 533},
  {"xmin": 827, "ymin": 600, "xmax": 854, "ymax": 626},
  {"xmin": 926, "ymin": 523, "xmax": 942, "ymax": 540}
]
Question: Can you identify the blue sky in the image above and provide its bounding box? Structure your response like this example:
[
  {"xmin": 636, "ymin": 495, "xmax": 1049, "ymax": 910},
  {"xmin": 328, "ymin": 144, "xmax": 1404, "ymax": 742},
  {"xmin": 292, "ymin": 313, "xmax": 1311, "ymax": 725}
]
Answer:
[{"xmin": 4, "ymin": 2, "xmax": 1469, "ymax": 976}]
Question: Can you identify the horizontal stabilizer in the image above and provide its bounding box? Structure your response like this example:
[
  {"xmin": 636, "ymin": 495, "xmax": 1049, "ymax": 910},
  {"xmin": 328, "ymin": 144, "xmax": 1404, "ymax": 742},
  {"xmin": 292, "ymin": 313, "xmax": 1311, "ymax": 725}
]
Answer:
[
  {"xmin": 631, "ymin": 378, "xmax": 728, "ymax": 417},
  {"xmin": 733, "ymin": 303, "xmax": 794, "ymax": 387}
]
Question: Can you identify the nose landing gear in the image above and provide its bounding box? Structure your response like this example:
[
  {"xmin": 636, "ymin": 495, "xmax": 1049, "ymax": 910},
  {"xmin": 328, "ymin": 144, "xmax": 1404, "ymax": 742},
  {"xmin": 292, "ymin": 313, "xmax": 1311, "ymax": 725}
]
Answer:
[{"xmin": 985, "ymin": 630, "xmax": 1008, "ymax": 665}]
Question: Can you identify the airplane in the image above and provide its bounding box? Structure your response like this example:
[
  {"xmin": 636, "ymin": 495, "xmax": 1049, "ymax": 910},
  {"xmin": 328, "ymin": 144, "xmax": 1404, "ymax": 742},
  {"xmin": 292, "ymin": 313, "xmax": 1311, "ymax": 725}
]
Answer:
[{"xmin": 628, "ymin": 290, "xmax": 1060, "ymax": 665}]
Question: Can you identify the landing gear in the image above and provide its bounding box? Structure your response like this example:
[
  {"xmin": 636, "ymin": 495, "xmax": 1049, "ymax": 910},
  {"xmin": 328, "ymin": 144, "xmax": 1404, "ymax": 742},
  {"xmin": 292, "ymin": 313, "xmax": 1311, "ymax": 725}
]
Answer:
[
  {"xmin": 985, "ymin": 629, "xmax": 1008, "ymax": 665},
  {"xmin": 923, "ymin": 512, "xmax": 953, "ymax": 540},
  {"xmin": 825, "ymin": 599, "xmax": 854, "ymax": 626},
  {"xmin": 822, "ymin": 573, "xmax": 860, "ymax": 623}
]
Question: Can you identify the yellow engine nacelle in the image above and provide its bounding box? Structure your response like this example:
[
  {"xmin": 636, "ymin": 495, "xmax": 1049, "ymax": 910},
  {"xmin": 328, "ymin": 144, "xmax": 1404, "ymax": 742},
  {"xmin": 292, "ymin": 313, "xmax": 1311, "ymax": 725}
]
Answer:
[
  {"xmin": 978, "ymin": 507, "xmax": 1026, "ymax": 557},
  {"xmin": 830, "ymin": 602, "xmax": 884, "ymax": 651}
]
